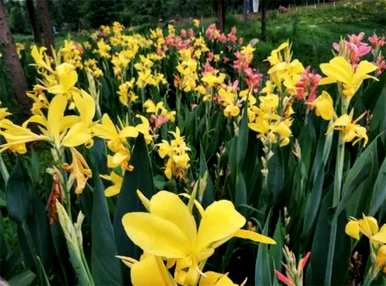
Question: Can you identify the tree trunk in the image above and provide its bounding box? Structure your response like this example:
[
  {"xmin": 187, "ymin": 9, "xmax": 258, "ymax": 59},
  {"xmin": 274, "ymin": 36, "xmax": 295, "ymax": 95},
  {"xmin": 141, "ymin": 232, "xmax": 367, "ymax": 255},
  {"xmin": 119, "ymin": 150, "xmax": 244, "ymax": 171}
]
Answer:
[
  {"xmin": 216, "ymin": 0, "xmax": 225, "ymax": 32},
  {"xmin": 261, "ymin": 0, "xmax": 267, "ymax": 41},
  {"xmin": 36, "ymin": 0, "xmax": 54, "ymax": 54},
  {"xmin": 0, "ymin": 0, "xmax": 29, "ymax": 109},
  {"xmin": 26, "ymin": 0, "xmax": 41, "ymax": 44},
  {"xmin": 243, "ymin": 0, "xmax": 248, "ymax": 21}
]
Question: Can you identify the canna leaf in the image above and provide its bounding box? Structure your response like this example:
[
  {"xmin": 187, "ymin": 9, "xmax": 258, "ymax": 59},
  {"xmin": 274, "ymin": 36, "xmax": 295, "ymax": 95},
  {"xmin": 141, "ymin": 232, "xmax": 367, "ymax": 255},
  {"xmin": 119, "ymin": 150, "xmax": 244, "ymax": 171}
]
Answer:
[{"xmin": 113, "ymin": 135, "xmax": 155, "ymax": 280}]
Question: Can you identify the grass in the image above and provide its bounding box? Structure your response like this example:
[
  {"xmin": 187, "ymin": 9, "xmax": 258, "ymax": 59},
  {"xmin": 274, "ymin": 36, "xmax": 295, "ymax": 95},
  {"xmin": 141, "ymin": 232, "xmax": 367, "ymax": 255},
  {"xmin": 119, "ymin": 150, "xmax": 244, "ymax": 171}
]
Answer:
[{"xmin": 226, "ymin": 0, "xmax": 386, "ymax": 69}]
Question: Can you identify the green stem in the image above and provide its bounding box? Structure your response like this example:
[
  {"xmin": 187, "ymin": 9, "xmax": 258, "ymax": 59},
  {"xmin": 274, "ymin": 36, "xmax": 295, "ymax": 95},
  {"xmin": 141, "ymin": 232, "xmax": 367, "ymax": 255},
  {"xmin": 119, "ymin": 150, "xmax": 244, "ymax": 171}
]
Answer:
[
  {"xmin": 324, "ymin": 135, "xmax": 345, "ymax": 285},
  {"xmin": 0, "ymin": 153, "xmax": 9, "ymax": 183}
]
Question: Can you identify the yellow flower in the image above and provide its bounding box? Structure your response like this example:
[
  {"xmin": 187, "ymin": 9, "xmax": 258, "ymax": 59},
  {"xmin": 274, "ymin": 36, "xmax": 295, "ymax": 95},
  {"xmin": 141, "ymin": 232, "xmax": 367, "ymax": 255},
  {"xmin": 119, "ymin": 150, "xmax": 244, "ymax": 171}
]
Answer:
[
  {"xmin": 199, "ymin": 272, "xmax": 240, "ymax": 286},
  {"xmin": 157, "ymin": 127, "xmax": 190, "ymax": 180},
  {"xmin": 119, "ymin": 254, "xmax": 175, "ymax": 286},
  {"xmin": 310, "ymin": 91, "xmax": 335, "ymax": 121},
  {"xmin": 117, "ymin": 80, "xmax": 138, "ymax": 107},
  {"xmin": 192, "ymin": 19, "xmax": 200, "ymax": 27},
  {"xmin": 63, "ymin": 147, "xmax": 92, "ymax": 194},
  {"xmin": 266, "ymin": 42, "xmax": 291, "ymax": 66},
  {"xmin": 0, "ymin": 93, "xmax": 94, "ymax": 152},
  {"xmin": 328, "ymin": 112, "xmax": 368, "ymax": 146},
  {"xmin": 376, "ymin": 245, "xmax": 386, "ymax": 273},
  {"xmin": 320, "ymin": 56, "xmax": 377, "ymax": 101},
  {"xmin": 121, "ymin": 191, "xmax": 275, "ymax": 285},
  {"xmin": 345, "ymin": 215, "xmax": 386, "ymax": 240},
  {"xmin": 47, "ymin": 63, "xmax": 78, "ymax": 95},
  {"xmin": 95, "ymin": 39, "xmax": 111, "ymax": 59},
  {"xmin": 101, "ymin": 171, "xmax": 123, "ymax": 197},
  {"xmin": 31, "ymin": 45, "xmax": 52, "ymax": 71},
  {"xmin": 135, "ymin": 115, "xmax": 153, "ymax": 144}
]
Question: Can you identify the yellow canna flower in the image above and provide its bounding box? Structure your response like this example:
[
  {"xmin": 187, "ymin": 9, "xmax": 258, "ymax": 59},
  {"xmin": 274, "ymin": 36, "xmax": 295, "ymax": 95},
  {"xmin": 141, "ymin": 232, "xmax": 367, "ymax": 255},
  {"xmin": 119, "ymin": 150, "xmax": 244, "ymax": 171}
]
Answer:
[
  {"xmin": 121, "ymin": 191, "xmax": 275, "ymax": 285},
  {"xmin": 135, "ymin": 115, "xmax": 153, "ymax": 144},
  {"xmin": 328, "ymin": 112, "xmax": 368, "ymax": 146},
  {"xmin": 192, "ymin": 19, "xmax": 200, "ymax": 27},
  {"xmin": 100, "ymin": 171, "xmax": 123, "ymax": 197},
  {"xmin": 93, "ymin": 114, "xmax": 138, "ymax": 153},
  {"xmin": 157, "ymin": 127, "xmax": 190, "ymax": 180},
  {"xmin": 47, "ymin": 63, "xmax": 79, "ymax": 95},
  {"xmin": 320, "ymin": 56, "xmax": 377, "ymax": 101},
  {"xmin": 31, "ymin": 45, "xmax": 53, "ymax": 72},
  {"xmin": 376, "ymin": 245, "xmax": 386, "ymax": 273},
  {"xmin": 119, "ymin": 254, "xmax": 176, "ymax": 286},
  {"xmin": 345, "ymin": 215, "xmax": 381, "ymax": 241},
  {"xmin": 63, "ymin": 147, "xmax": 92, "ymax": 194},
  {"xmin": 310, "ymin": 91, "xmax": 335, "ymax": 121},
  {"xmin": 199, "ymin": 271, "xmax": 240, "ymax": 286}
]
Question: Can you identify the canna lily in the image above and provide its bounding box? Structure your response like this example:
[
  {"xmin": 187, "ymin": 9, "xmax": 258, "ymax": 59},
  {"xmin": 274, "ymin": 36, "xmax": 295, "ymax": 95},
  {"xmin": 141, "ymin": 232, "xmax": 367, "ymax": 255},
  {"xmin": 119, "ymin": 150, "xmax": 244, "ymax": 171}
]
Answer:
[
  {"xmin": 328, "ymin": 111, "xmax": 368, "ymax": 146},
  {"xmin": 100, "ymin": 171, "xmax": 123, "ymax": 197},
  {"xmin": 320, "ymin": 56, "xmax": 377, "ymax": 101},
  {"xmin": 345, "ymin": 215, "xmax": 386, "ymax": 244},
  {"xmin": 119, "ymin": 253, "xmax": 176, "ymax": 286},
  {"xmin": 122, "ymin": 190, "xmax": 275, "ymax": 286},
  {"xmin": 310, "ymin": 91, "xmax": 335, "ymax": 121},
  {"xmin": 376, "ymin": 245, "xmax": 386, "ymax": 273},
  {"xmin": 92, "ymin": 114, "xmax": 138, "ymax": 170},
  {"xmin": 47, "ymin": 63, "xmax": 79, "ymax": 95},
  {"xmin": 63, "ymin": 147, "xmax": 92, "ymax": 194},
  {"xmin": 0, "ymin": 94, "xmax": 94, "ymax": 153}
]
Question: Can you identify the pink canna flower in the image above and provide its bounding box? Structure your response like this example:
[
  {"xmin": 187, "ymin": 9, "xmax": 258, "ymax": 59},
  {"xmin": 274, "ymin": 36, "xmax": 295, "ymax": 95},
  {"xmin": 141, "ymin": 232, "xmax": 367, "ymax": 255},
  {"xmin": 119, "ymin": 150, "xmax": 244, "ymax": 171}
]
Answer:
[
  {"xmin": 375, "ymin": 55, "xmax": 386, "ymax": 76},
  {"xmin": 295, "ymin": 68, "xmax": 321, "ymax": 103},
  {"xmin": 227, "ymin": 27, "xmax": 238, "ymax": 43},
  {"xmin": 368, "ymin": 34, "xmax": 386, "ymax": 48}
]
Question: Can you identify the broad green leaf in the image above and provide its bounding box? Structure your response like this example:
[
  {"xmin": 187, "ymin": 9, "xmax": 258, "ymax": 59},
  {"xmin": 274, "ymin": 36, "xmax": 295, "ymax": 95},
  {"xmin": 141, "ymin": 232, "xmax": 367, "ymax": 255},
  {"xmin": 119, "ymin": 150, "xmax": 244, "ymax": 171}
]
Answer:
[
  {"xmin": 113, "ymin": 135, "xmax": 155, "ymax": 279},
  {"xmin": 369, "ymin": 156, "xmax": 386, "ymax": 215},
  {"xmin": 336, "ymin": 137, "xmax": 379, "ymax": 215},
  {"xmin": 6, "ymin": 159, "xmax": 32, "ymax": 223},
  {"xmin": 254, "ymin": 215, "xmax": 273, "ymax": 286},
  {"xmin": 91, "ymin": 173, "xmax": 122, "ymax": 285},
  {"xmin": 8, "ymin": 270, "xmax": 36, "ymax": 286}
]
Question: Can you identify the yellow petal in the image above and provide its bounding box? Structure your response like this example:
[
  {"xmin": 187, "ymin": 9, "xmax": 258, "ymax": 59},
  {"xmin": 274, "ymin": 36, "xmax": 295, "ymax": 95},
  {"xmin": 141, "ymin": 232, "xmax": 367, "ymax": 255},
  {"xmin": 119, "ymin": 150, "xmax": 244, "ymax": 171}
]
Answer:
[
  {"xmin": 149, "ymin": 191, "xmax": 197, "ymax": 240},
  {"xmin": 47, "ymin": 95, "xmax": 67, "ymax": 139},
  {"xmin": 345, "ymin": 220, "xmax": 360, "ymax": 240},
  {"xmin": 359, "ymin": 215, "xmax": 379, "ymax": 238},
  {"xmin": 62, "ymin": 122, "xmax": 92, "ymax": 147},
  {"xmin": 234, "ymin": 229, "xmax": 276, "ymax": 244},
  {"xmin": 196, "ymin": 200, "xmax": 245, "ymax": 251},
  {"xmin": 122, "ymin": 213, "xmax": 190, "ymax": 258},
  {"xmin": 131, "ymin": 254, "xmax": 176, "ymax": 286},
  {"xmin": 312, "ymin": 91, "xmax": 335, "ymax": 121},
  {"xmin": 199, "ymin": 272, "xmax": 237, "ymax": 286},
  {"xmin": 320, "ymin": 57, "xmax": 352, "ymax": 84},
  {"xmin": 73, "ymin": 91, "xmax": 95, "ymax": 123},
  {"xmin": 372, "ymin": 225, "xmax": 386, "ymax": 244}
]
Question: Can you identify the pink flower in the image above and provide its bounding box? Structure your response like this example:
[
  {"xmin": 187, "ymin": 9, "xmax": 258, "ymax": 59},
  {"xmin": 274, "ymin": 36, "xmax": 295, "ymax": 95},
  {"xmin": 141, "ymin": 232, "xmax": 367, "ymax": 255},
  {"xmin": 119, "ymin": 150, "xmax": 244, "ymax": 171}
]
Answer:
[
  {"xmin": 375, "ymin": 55, "xmax": 386, "ymax": 76},
  {"xmin": 227, "ymin": 27, "xmax": 238, "ymax": 43},
  {"xmin": 295, "ymin": 68, "xmax": 321, "ymax": 102},
  {"xmin": 368, "ymin": 34, "xmax": 386, "ymax": 48}
]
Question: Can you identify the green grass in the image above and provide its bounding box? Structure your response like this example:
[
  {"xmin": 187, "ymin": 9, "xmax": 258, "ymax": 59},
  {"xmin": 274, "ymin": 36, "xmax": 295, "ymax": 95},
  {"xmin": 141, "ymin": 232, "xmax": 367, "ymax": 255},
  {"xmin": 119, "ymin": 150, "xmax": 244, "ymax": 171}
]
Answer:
[{"xmin": 226, "ymin": 0, "xmax": 386, "ymax": 69}]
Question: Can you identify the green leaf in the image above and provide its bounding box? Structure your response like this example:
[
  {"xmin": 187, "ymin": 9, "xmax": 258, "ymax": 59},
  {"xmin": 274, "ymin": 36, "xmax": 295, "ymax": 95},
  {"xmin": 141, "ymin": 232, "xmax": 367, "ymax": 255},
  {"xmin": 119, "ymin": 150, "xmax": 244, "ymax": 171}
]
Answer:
[
  {"xmin": 254, "ymin": 215, "xmax": 273, "ymax": 285},
  {"xmin": 113, "ymin": 135, "xmax": 155, "ymax": 279},
  {"xmin": 6, "ymin": 159, "xmax": 32, "ymax": 223},
  {"xmin": 199, "ymin": 143, "xmax": 214, "ymax": 207},
  {"xmin": 8, "ymin": 270, "xmax": 36, "ymax": 286},
  {"xmin": 91, "ymin": 173, "xmax": 122, "ymax": 285},
  {"xmin": 369, "ymin": 156, "xmax": 386, "ymax": 215},
  {"xmin": 336, "ymin": 137, "xmax": 379, "ymax": 215}
]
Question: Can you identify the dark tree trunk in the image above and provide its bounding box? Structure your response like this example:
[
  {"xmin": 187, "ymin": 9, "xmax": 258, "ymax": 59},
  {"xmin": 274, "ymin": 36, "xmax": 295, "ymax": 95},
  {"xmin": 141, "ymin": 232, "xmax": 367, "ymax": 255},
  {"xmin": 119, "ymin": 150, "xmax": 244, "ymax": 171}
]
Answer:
[
  {"xmin": 261, "ymin": 0, "xmax": 267, "ymax": 41},
  {"xmin": 26, "ymin": 0, "xmax": 41, "ymax": 44},
  {"xmin": 216, "ymin": 0, "xmax": 225, "ymax": 32},
  {"xmin": 0, "ymin": 0, "xmax": 29, "ymax": 109},
  {"xmin": 243, "ymin": 0, "xmax": 248, "ymax": 21},
  {"xmin": 36, "ymin": 0, "xmax": 54, "ymax": 54}
]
